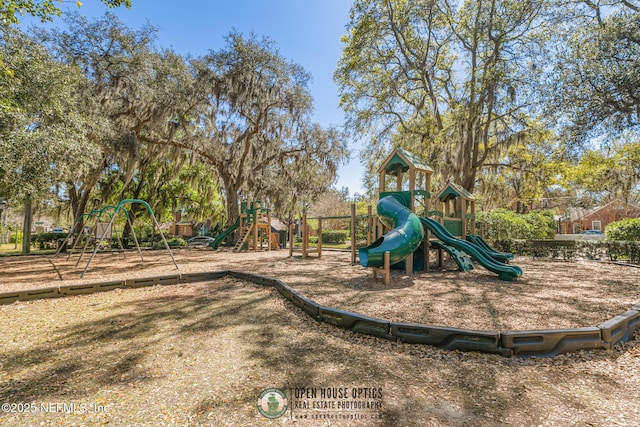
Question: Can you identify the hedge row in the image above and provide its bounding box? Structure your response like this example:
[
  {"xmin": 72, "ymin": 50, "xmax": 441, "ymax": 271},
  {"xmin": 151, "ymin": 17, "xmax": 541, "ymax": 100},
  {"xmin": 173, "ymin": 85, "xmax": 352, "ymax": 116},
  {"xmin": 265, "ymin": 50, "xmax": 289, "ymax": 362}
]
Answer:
[
  {"xmin": 475, "ymin": 209, "xmax": 556, "ymax": 241},
  {"xmin": 321, "ymin": 230, "xmax": 349, "ymax": 244},
  {"xmin": 31, "ymin": 232, "xmax": 67, "ymax": 249},
  {"xmin": 491, "ymin": 239, "xmax": 640, "ymax": 263}
]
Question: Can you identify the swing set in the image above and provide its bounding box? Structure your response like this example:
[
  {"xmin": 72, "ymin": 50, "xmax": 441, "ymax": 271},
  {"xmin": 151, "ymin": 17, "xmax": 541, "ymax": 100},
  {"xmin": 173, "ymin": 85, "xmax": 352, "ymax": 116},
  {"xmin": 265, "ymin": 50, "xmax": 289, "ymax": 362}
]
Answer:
[{"xmin": 54, "ymin": 199, "xmax": 179, "ymax": 278}]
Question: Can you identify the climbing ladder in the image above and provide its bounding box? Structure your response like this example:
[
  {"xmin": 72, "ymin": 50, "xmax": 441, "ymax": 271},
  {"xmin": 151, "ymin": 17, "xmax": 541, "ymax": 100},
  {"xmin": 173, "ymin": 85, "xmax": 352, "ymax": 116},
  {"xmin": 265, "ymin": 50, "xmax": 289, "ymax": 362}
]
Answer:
[
  {"xmin": 269, "ymin": 233, "xmax": 279, "ymax": 250},
  {"xmin": 233, "ymin": 225, "xmax": 253, "ymax": 252}
]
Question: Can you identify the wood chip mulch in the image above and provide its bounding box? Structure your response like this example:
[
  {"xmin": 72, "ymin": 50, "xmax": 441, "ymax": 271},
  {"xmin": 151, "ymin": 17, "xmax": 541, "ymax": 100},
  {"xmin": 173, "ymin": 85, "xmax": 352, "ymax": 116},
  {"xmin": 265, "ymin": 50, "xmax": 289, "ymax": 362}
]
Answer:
[{"xmin": 1, "ymin": 249, "xmax": 639, "ymax": 426}]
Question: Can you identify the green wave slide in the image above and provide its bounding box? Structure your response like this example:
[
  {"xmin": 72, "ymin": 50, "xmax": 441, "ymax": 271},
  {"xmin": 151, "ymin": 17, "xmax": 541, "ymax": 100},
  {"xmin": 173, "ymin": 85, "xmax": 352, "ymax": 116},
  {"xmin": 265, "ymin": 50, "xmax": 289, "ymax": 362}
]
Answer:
[
  {"xmin": 466, "ymin": 234, "xmax": 513, "ymax": 263},
  {"xmin": 209, "ymin": 216, "xmax": 240, "ymax": 249},
  {"xmin": 359, "ymin": 195, "xmax": 424, "ymax": 268},
  {"xmin": 421, "ymin": 217, "xmax": 522, "ymax": 281}
]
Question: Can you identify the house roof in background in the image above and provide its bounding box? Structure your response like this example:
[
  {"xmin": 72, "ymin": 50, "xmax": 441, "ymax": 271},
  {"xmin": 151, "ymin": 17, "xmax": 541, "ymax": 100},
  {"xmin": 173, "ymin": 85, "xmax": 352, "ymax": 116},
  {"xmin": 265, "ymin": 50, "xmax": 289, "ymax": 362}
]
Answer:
[{"xmin": 564, "ymin": 199, "xmax": 640, "ymax": 221}]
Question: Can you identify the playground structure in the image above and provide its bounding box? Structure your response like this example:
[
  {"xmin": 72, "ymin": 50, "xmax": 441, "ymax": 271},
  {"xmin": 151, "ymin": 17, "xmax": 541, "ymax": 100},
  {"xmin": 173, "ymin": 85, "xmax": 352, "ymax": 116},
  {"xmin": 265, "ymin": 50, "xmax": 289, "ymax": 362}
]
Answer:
[
  {"xmin": 209, "ymin": 200, "xmax": 279, "ymax": 252},
  {"xmin": 3, "ymin": 159, "xmax": 638, "ymax": 360},
  {"xmin": 359, "ymin": 148, "xmax": 522, "ymax": 283}
]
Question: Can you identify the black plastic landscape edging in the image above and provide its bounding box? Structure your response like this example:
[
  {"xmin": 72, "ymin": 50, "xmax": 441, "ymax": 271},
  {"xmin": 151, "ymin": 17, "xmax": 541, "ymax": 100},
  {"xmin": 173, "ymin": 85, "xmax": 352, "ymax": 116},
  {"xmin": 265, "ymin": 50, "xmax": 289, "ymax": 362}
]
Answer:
[
  {"xmin": 390, "ymin": 322, "xmax": 509, "ymax": 356},
  {"xmin": 1, "ymin": 270, "xmax": 639, "ymax": 359}
]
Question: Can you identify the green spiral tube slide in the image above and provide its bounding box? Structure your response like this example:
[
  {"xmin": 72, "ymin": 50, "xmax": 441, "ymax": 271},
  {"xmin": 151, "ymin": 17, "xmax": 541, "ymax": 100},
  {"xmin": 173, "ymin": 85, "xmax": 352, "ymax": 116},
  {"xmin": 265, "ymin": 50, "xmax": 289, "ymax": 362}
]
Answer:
[{"xmin": 359, "ymin": 195, "xmax": 424, "ymax": 268}]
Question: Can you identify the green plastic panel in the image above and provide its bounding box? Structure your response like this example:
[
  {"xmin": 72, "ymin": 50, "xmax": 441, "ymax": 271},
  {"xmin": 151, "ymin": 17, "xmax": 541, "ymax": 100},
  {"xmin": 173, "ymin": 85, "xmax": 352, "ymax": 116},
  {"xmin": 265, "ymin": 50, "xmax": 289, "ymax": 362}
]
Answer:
[
  {"xmin": 430, "ymin": 240, "xmax": 475, "ymax": 272},
  {"xmin": 384, "ymin": 153, "xmax": 410, "ymax": 174},
  {"xmin": 443, "ymin": 219, "xmax": 463, "ymax": 237}
]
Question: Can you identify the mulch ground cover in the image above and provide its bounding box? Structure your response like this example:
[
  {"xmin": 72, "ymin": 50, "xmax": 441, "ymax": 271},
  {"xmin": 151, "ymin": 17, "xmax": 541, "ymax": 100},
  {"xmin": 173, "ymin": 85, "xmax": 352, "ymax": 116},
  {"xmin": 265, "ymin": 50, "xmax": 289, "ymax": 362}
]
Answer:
[{"xmin": 1, "ymin": 248, "xmax": 639, "ymax": 426}]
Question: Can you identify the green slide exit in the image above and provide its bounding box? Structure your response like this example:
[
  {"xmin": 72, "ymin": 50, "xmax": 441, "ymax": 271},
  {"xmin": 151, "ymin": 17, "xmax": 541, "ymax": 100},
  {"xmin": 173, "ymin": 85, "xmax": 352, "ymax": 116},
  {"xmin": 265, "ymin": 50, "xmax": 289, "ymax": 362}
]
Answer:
[
  {"xmin": 209, "ymin": 216, "xmax": 240, "ymax": 250},
  {"xmin": 421, "ymin": 217, "xmax": 522, "ymax": 281}
]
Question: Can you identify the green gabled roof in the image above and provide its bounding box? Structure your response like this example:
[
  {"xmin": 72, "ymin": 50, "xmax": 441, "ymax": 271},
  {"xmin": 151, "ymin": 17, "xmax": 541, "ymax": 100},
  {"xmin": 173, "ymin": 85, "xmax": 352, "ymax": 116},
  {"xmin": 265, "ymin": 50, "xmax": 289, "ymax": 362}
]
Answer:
[
  {"xmin": 438, "ymin": 182, "xmax": 475, "ymax": 202},
  {"xmin": 380, "ymin": 148, "xmax": 434, "ymax": 175}
]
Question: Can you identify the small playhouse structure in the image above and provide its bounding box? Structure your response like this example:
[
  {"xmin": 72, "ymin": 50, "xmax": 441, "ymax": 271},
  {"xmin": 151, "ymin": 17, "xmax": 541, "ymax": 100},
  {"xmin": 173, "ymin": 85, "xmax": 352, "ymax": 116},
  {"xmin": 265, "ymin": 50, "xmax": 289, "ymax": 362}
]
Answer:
[
  {"xmin": 233, "ymin": 200, "xmax": 279, "ymax": 252},
  {"xmin": 432, "ymin": 181, "xmax": 477, "ymax": 238},
  {"xmin": 377, "ymin": 148, "xmax": 434, "ymax": 216},
  {"xmin": 361, "ymin": 147, "xmax": 520, "ymax": 283}
]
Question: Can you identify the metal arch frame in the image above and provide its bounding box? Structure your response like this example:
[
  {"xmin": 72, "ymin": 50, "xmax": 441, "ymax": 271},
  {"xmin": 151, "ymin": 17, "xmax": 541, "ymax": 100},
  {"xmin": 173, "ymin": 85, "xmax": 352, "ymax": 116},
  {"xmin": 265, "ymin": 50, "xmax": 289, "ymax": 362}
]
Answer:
[
  {"xmin": 72, "ymin": 205, "xmax": 133, "ymax": 267},
  {"xmin": 53, "ymin": 208, "xmax": 107, "ymax": 258},
  {"xmin": 80, "ymin": 199, "xmax": 179, "ymax": 278}
]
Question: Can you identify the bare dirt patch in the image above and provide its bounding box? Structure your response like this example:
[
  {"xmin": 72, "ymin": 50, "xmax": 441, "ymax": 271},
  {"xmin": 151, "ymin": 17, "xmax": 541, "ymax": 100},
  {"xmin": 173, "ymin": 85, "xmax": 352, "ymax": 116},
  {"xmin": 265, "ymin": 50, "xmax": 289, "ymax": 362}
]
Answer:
[{"xmin": 1, "ymin": 249, "xmax": 639, "ymax": 425}]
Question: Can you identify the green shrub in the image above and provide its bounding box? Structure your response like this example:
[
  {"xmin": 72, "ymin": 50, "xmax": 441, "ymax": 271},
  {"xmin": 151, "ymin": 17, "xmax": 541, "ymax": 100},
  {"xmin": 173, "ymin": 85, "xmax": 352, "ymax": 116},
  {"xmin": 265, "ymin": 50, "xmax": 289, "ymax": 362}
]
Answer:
[
  {"xmin": 576, "ymin": 240, "xmax": 640, "ymax": 263},
  {"xmin": 493, "ymin": 239, "xmax": 529, "ymax": 254},
  {"xmin": 606, "ymin": 218, "xmax": 640, "ymax": 241},
  {"xmin": 509, "ymin": 239, "xmax": 640, "ymax": 263},
  {"xmin": 355, "ymin": 218, "xmax": 369, "ymax": 242},
  {"xmin": 321, "ymin": 230, "xmax": 348, "ymax": 244},
  {"xmin": 154, "ymin": 237, "xmax": 187, "ymax": 248},
  {"xmin": 32, "ymin": 232, "xmax": 67, "ymax": 249},
  {"xmin": 476, "ymin": 209, "xmax": 556, "ymax": 242}
]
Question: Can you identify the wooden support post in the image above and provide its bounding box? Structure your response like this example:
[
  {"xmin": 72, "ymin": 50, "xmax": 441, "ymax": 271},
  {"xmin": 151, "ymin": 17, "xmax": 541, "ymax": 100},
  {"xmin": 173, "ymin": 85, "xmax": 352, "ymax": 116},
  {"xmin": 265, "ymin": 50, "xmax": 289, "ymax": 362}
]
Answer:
[
  {"xmin": 267, "ymin": 210, "xmax": 272, "ymax": 251},
  {"xmin": 253, "ymin": 208, "xmax": 258, "ymax": 252},
  {"xmin": 367, "ymin": 205, "xmax": 373, "ymax": 246},
  {"xmin": 405, "ymin": 250, "xmax": 413, "ymax": 275},
  {"xmin": 302, "ymin": 213, "xmax": 308, "ymax": 258},
  {"xmin": 470, "ymin": 201, "xmax": 476, "ymax": 235},
  {"xmin": 351, "ymin": 203, "xmax": 357, "ymax": 264},
  {"xmin": 461, "ymin": 198, "xmax": 467, "ymax": 237},
  {"xmin": 425, "ymin": 188, "xmax": 430, "ymax": 217},
  {"xmin": 409, "ymin": 169, "xmax": 416, "ymax": 210},
  {"xmin": 424, "ymin": 239, "xmax": 430, "ymax": 272},
  {"xmin": 384, "ymin": 251, "xmax": 390, "ymax": 286},
  {"xmin": 288, "ymin": 222, "xmax": 293, "ymax": 257},
  {"xmin": 317, "ymin": 217, "xmax": 322, "ymax": 259},
  {"xmin": 372, "ymin": 251, "xmax": 391, "ymax": 286}
]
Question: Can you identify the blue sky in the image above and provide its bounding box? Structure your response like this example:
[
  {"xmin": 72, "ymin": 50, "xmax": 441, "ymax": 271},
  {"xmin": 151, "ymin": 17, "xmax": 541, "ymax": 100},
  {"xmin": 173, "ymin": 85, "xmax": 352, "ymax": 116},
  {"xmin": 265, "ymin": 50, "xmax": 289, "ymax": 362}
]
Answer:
[{"xmin": 28, "ymin": 0, "xmax": 367, "ymax": 196}]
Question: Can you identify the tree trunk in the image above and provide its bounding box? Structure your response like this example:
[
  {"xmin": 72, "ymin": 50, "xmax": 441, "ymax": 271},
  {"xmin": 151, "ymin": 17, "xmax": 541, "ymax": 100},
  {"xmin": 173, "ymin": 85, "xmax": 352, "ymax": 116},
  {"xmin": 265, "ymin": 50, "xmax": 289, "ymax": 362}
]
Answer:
[
  {"xmin": 72, "ymin": 189, "xmax": 93, "ymax": 235},
  {"xmin": 68, "ymin": 159, "xmax": 106, "ymax": 234},
  {"xmin": 225, "ymin": 187, "xmax": 240, "ymax": 228},
  {"xmin": 222, "ymin": 177, "xmax": 241, "ymax": 245},
  {"xmin": 22, "ymin": 194, "xmax": 32, "ymax": 254}
]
